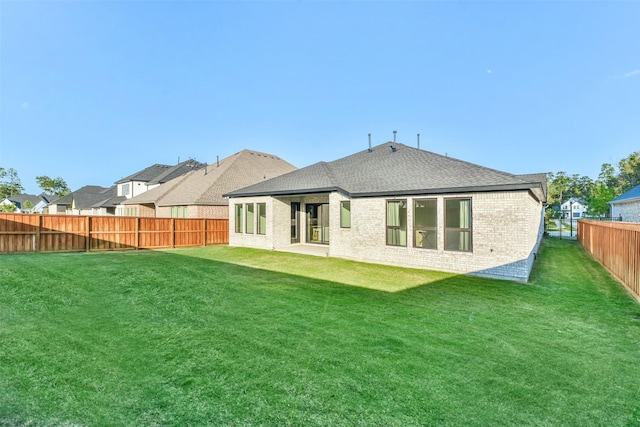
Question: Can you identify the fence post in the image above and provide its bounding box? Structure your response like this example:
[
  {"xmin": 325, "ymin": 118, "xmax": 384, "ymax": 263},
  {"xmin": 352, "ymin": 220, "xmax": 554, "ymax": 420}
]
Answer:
[
  {"xmin": 135, "ymin": 217, "xmax": 140, "ymax": 250},
  {"xmin": 35, "ymin": 214, "xmax": 42, "ymax": 253},
  {"xmin": 85, "ymin": 216, "xmax": 91, "ymax": 252},
  {"xmin": 202, "ymin": 218, "xmax": 207, "ymax": 246},
  {"xmin": 171, "ymin": 218, "xmax": 175, "ymax": 248}
]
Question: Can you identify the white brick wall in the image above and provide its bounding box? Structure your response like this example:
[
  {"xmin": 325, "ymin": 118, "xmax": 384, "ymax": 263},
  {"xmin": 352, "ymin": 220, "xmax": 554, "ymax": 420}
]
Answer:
[
  {"xmin": 611, "ymin": 201, "xmax": 640, "ymax": 223},
  {"xmin": 228, "ymin": 190, "xmax": 545, "ymax": 282}
]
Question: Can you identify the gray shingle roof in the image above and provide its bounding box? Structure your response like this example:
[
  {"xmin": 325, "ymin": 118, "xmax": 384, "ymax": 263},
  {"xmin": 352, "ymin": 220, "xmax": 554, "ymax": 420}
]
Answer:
[
  {"xmin": 122, "ymin": 149, "xmax": 297, "ymax": 206},
  {"xmin": 56, "ymin": 185, "xmax": 115, "ymax": 209},
  {"xmin": 8, "ymin": 194, "xmax": 44, "ymax": 208},
  {"xmin": 225, "ymin": 142, "xmax": 546, "ymax": 201},
  {"xmin": 115, "ymin": 160, "xmax": 206, "ymax": 187},
  {"xmin": 147, "ymin": 159, "xmax": 207, "ymax": 185},
  {"xmin": 610, "ymin": 184, "xmax": 640, "ymax": 204},
  {"xmin": 115, "ymin": 165, "xmax": 171, "ymax": 184}
]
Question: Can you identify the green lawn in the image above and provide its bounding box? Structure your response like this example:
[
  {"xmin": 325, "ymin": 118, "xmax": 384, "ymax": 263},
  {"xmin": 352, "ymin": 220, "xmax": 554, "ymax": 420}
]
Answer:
[{"xmin": 1, "ymin": 239, "xmax": 639, "ymax": 426}]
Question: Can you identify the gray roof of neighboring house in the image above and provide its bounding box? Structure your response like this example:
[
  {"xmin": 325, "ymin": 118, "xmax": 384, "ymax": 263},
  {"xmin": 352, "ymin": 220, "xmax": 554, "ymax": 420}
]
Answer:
[
  {"xmin": 40, "ymin": 194, "xmax": 60, "ymax": 204},
  {"xmin": 115, "ymin": 159, "xmax": 206, "ymax": 185},
  {"xmin": 148, "ymin": 159, "xmax": 207, "ymax": 185},
  {"xmin": 116, "ymin": 165, "xmax": 170, "ymax": 184},
  {"xmin": 122, "ymin": 149, "xmax": 297, "ymax": 207},
  {"xmin": 225, "ymin": 142, "xmax": 547, "ymax": 202},
  {"xmin": 54, "ymin": 185, "xmax": 115, "ymax": 209},
  {"xmin": 92, "ymin": 194, "xmax": 127, "ymax": 209},
  {"xmin": 610, "ymin": 184, "xmax": 640, "ymax": 204},
  {"xmin": 8, "ymin": 194, "xmax": 45, "ymax": 208}
]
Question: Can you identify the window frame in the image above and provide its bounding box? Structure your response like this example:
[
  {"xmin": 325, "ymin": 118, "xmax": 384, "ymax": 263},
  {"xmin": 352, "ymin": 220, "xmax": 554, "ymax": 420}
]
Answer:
[
  {"xmin": 413, "ymin": 198, "xmax": 437, "ymax": 250},
  {"xmin": 257, "ymin": 203, "xmax": 267, "ymax": 235},
  {"xmin": 386, "ymin": 199, "xmax": 407, "ymax": 247},
  {"xmin": 444, "ymin": 197, "xmax": 472, "ymax": 252},
  {"xmin": 245, "ymin": 203, "xmax": 255, "ymax": 234},
  {"xmin": 340, "ymin": 201, "xmax": 351, "ymax": 228},
  {"xmin": 235, "ymin": 204, "xmax": 243, "ymax": 233}
]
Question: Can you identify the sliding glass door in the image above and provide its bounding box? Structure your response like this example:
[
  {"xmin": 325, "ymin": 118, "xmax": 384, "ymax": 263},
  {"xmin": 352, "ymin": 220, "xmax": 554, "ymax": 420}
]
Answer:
[{"xmin": 306, "ymin": 203, "xmax": 330, "ymax": 244}]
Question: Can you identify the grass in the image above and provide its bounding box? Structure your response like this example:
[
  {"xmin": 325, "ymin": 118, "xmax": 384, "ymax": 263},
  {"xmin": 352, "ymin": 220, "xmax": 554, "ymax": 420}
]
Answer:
[{"xmin": 1, "ymin": 239, "xmax": 639, "ymax": 426}]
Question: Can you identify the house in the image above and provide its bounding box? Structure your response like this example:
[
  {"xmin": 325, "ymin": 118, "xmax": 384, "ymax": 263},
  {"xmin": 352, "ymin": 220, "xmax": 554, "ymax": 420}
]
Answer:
[
  {"xmin": 225, "ymin": 142, "xmax": 547, "ymax": 282},
  {"xmin": 114, "ymin": 158, "xmax": 206, "ymax": 202},
  {"xmin": 609, "ymin": 184, "xmax": 640, "ymax": 222},
  {"xmin": 560, "ymin": 198, "xmax": 588, "ymax": 219},
  {"xmin": 121, "ymin": 150, "xmax": 297, "ymax": 218},
  {"xmin": 1, "ymin": 194, "xmax": 57, "ymax": 213},
  {"xmin": 45, "ymin": 159, "xmax": 208, "ymax": 216},
  {"xmin": 48, "ymin": 185, "xmax": 116, "ymax": 215}
]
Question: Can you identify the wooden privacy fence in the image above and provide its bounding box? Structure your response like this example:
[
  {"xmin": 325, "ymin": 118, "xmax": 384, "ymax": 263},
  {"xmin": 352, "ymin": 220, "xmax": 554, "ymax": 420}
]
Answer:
[
  {"xmin": 578, "ymin": 220, "xmax": 640, "ymax": 301},
  {"xmin": 0, "ymin": 213, "xmax": 228, "ymax": 254}
]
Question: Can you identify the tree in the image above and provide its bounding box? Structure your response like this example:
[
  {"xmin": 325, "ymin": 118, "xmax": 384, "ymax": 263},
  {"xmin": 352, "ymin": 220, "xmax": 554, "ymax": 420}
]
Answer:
[
  {"xmin": 569, "ymin": 174, "xmax": 594, "ymax": 200},
  {"xmin": 22, "ymin": 200, "xmax": 34, "ymax": 213},
  {"xmin": 36, "ymin": 175, "xmax": 71, "ymax": 197},
  {"xmin": 617, "ymin": 151, "xmax": 640, "ymax": 193},
  {"xmin": 0, "ymin": 202, "xmax": 17, "ymax": 213},
  {"xmin": 586, "ymin": 183, "xmax": 616, "ymax": 217},
  {"xmin": 596, "ymin": 163, "xmax": 618, "ymax": 192},
  {"xmin": 0, "ymin": 167, "xmax": 24, "ymax": 198},
  {"xmin": 547, "ymin": 171, "xmax": 573, "ymax": 206}
]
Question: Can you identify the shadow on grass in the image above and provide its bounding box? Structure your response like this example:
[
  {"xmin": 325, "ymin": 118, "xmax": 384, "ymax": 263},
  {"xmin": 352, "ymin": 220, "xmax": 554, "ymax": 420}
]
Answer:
[{"xmin": 159, "ymin": 245, "xmax": 525, "ymax": 294}]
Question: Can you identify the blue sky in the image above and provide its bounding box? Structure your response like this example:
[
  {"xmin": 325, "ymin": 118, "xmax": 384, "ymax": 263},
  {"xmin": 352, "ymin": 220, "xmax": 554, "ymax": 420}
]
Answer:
[{"xmin": 1, "ymin": 1, "xmax": 639, "ymax": 195}]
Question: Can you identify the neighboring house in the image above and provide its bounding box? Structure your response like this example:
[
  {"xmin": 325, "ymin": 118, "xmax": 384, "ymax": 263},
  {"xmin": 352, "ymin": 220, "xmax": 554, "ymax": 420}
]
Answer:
[
  {"xmin": 609, "ymin": 184, "xmax": 640, "ymax": 222},
  {"xmin": 0, "ymin": 197, "xmax": 18, "ymax": 212},
  {"xmin": 48, "ymin": 185, "xmax": 117, "ymax": 215},
  {"xmin": 115, "ymin": 159, "xmax": 206, "ymax": 201},
  {"xmin": 121, "ymin": 150, "xmax": 297, "ymax": 218},
  {"xmin": 46, "ymin": 159, "xmax": 207, "ymax": 216},
  {"xmin": 560, "ymin": 198, "xmax": 588, "ymax": 219},
  {"xmin": 1, "ymin": 194, "xmax": 55, "ymax": 213},
  {"xmin": 225, "ymin": 142, "xmax": 547, "ymax": 282}
]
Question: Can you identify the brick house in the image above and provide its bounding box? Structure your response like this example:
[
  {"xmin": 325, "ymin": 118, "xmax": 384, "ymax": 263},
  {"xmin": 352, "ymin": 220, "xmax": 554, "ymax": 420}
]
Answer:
[
  {"xmin": 610, "ymin": 184, "xmax": 640, "ymax": 222},
  {"xmin": 225, "ymin": 142, "xmax": 547, "ymax": 282},
  {"xmin": 121, "ymin": 150, "xmax": 297, "ymax": 218}
]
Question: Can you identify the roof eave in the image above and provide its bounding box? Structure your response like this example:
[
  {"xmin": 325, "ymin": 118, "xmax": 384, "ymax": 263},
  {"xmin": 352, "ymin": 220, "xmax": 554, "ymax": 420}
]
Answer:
[
  {"xmin": 609, "ymin": 196, "xmax": 640, "ymax": 205},
  {"xmin": 351, "ymin": 183, "xmax": 541, "ymax": 198},
  {"xmin": 225, "ymin": 187, "xmax": 341, "ymax": 198},
  {"xmin": 225, "ymin": 183, "xmax": 542, "ymax": 200}
]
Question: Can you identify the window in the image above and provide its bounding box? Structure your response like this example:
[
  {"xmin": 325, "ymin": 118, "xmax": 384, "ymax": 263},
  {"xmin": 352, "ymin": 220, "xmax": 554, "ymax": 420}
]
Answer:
[
  {"xmin": 257, "ymin": 203, "xmax": 267, "ymax": 235},
  {"xmin": 414, "ymin": 199, "xmax": 437, "ymax": 249},
  {"xmin": 445, "ymin": 198, "xmax": 472, "ymax": 251},
  {"xmin": 340, "ymin": 201, "xmax": 351, "ymax": 228},
  {"xmin": 246, "ymin": 203, "xmax": 255, "ymax": 234},
  {"xmin": 235, "ymin": 204, "xmax": 243, "ymax": 233},
  {"xmin": 121, "ymin": 183, "xmax": 130, "ymax": 196},
  {"xmin": 170, "ymin": 206, "xmax": 188, "ymax": 218},
  {"xmin": 386, "ymin": 200, "xmax": 407, "ymax": 246}
]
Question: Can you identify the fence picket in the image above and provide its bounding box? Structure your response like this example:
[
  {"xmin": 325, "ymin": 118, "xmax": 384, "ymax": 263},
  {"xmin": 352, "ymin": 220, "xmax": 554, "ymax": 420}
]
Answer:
[
  {"xmin": 578, "ymin": 220, "xmax": 640, "ymax": 301},
  {"xmin": 0, "ymin": 213, "xmax": 229, "ymax": 254}
]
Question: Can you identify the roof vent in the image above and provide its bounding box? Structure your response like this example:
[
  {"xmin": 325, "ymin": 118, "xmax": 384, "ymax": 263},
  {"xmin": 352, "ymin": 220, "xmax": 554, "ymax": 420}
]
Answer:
[
  {"xmin": 368, "ymin": 133, "xmax": 372, "ymax": 152},
  {"xmin": 417, "ymin": 133, "xmax": 420, "ymax": 150},
  {"xmin": 393, "ymin": 130, "xmax": 397, "ymax": 143}
]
